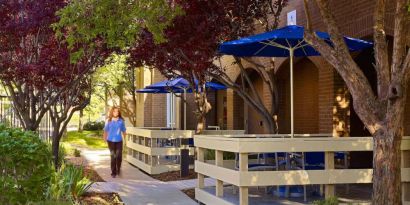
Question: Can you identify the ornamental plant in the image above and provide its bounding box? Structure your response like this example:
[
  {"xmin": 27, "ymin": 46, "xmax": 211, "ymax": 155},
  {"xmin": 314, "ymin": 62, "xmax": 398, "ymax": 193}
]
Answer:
[
  {"xmin": 46, "ymin": 164, "xmax": 93, "ymax": 203},
  {"xmin": 0, "ymin": 124, "xmax": 53, "ymax": 204}
]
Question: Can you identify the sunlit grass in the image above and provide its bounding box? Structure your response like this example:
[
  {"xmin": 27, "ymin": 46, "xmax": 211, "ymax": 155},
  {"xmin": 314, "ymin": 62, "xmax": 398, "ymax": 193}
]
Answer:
[{"xmin": 62, "ymin": 131, "xmax": 107, "ymax": 149}]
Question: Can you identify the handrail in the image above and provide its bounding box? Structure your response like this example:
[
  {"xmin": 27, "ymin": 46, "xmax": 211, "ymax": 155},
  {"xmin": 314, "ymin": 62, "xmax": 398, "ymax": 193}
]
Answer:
[
  {"xmin": 194, "ymin": 134, "xmax": 410, "ymax": 205},
  {"xmin": 195, "ymin": 133, "xmax": 333, "ymax": 138}
]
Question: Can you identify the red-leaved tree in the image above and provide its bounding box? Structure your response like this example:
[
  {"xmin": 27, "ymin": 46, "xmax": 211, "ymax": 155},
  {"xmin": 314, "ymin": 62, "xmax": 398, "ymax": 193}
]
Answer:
[
  {"xmin": 0, "ymin": 0, "xmax": 110, "ymax": 166},
  {"xmin": 0, "ymin": 0, "xmax": 66, "ymax": 131},
  {"xmin": 129, "ymin": 0, "xmax": 287, "ymax": 133}
]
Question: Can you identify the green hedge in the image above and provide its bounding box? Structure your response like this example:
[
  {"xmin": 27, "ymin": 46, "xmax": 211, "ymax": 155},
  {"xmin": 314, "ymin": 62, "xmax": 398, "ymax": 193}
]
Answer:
[
  {"xmin": 0, "ymin": 125, "xmax": 53, "ymax": 204},
  {"xmin": 83, "ymin": 121, "xmax": 105, "ymax": 131}
]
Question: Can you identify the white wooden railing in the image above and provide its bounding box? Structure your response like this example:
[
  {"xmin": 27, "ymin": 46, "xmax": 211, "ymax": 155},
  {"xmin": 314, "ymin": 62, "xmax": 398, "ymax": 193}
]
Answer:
[
  {"xmin": 126, "ymin": 127, "xmax": 195, "ymax": 174},
  {"xmin": 194, "ymin": 134, "xmax": 410, "ymax": 205}
]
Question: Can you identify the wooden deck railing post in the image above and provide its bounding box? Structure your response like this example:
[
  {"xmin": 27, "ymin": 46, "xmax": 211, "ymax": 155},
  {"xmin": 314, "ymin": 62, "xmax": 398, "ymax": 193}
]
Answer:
[
  {"xmin": 239, "ymin": 153, "xmax": 249, "ymax": 205},
  {"xmin": 325, "ymin": 151, "xmax": 335, "ymax": 198},
  {"xmin": 216, "ymin": 150, "xmax": 224, "ymax": 197},
  {"xmin": 402, "ymin": 150, "xmax": 409, "ymax": 202},
  {"xmin": 197, "ymin": 147, "xmax": 205, "ymax": 189}
]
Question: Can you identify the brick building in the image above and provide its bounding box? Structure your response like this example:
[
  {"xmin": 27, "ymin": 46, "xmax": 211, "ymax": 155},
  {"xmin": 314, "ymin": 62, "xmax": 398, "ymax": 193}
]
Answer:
[
  {"xmin": 222, "ymin": 0, "xmax": 410, "ymax": 136},
  {"xmin": 129, "ymin": 2, "xmax": 409, "ymax": 200},
  {"xmin": 135, "ymin": 0, "xmax": 409, "ymax": 138}
]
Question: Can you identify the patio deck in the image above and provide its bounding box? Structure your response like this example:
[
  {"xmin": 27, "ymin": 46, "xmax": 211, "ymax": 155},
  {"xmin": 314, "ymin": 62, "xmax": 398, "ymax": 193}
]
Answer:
[
  {"xmin": 196, "ymin": 184, "xmax": 372, "ymax": 205},
  {"xmin": 125, "ymin": 127, "xmax": 245, "ymax": 174},
  {"xmin": 194, "ymin": 134, "xmax": 410, "ymax": 205}
]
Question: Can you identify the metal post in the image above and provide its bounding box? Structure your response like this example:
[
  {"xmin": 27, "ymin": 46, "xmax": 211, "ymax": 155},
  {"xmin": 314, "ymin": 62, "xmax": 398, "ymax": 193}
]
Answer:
[
  {"xmin": 171, "ymin": 94, "xmax": 174, "ymax": 129},
  {"xmin": 290, "ymin": 48, "xmax": 294, "ymax": 138},
  {"xmin": 184, "ymin": 88, "xmax": 187, "ymax": 130}
]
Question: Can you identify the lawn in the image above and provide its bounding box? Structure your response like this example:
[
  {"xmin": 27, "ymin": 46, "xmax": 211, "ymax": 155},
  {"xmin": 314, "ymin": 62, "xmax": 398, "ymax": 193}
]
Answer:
[{"xmin": 62, "ymin": 130, "xmax": 107, "ymax": 149}]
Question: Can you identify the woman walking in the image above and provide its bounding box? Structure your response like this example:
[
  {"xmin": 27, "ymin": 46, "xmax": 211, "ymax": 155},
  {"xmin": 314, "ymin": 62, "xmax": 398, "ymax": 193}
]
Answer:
[{"xmin": 103, "ymin": 107, "xmax": 126, "ymax": 178}]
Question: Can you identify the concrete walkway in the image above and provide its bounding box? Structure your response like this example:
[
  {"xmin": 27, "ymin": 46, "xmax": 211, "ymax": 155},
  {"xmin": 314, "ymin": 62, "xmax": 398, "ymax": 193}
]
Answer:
[{"xmin": 81, "ymin": 149, "xmax": 214, "ymax": 205}]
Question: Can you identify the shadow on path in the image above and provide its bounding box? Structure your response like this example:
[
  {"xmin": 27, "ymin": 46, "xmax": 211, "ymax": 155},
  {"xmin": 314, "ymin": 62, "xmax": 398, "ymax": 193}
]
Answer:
[{"xmin": 80, "ymin": 148, "xmax": 205, "ymax": 205}]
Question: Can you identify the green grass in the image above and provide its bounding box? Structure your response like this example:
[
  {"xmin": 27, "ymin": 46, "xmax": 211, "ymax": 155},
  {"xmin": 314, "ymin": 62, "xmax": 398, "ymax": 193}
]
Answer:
[{"xmin": 62, "ymin": 131, "xmax": 107, "ymax": 149}]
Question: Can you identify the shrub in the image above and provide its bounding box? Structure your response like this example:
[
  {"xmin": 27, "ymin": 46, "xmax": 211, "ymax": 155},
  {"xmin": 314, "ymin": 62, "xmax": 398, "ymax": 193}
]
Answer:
[
  {"xmin": 313, "ymin": 197, "xmax": 339, "ymax": 205},
  {"xmin": 74, "ymin": 148, "xmax": 81, "ymax": 157},
  {"xmin": 0, "ymin": 124, "xmax": 53, "ymax": 204},
  {"xmin": 46, "ymin": 163, "xmax": 93, "ymax": 203},
  {"xmin": 83, "ymin": 121, "xmax": 105, "ymax": 131}
]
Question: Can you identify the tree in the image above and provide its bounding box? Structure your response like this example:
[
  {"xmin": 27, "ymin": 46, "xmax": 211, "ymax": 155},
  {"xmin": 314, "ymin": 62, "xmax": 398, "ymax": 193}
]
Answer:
[
  {"xmin": 0, "ymin": 0, "xmax": 109, "ymax": 166},
  {"xmin": 54, "ymin": 0, "xmax": 183, "ymax": 50},
  {"xmin": 129, "ymin": 0, "xmax": 287, "ymax": 133},
  {"xmin": 54, "ymin": 0, "xmax": 184, "ymax": 129},
  {"xmin": 94, "ymin": 54, "xmax": 138, "ymax": 126},
  {"xmin": 41, "ymin": 37, "xmax": 109, "ymax": 167},
  {"xmin": 128, "ymin": 0, "xmax": 231, "ymax": 132},
  {"xmin": 0, "ymin": 0, "xmax": 67, "ymax": 131},
  {"xmin": 302, "ymin": 0, "xmax": 409, "ymax": 204}
]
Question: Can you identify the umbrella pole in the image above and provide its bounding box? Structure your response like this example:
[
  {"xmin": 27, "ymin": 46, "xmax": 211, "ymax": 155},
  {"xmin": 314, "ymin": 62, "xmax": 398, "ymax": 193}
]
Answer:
[
  {"xmin": 290, "ymin": 48, "xmax": 294, "ymax": 138},
  {"xmin": 184, "ymin": 88, "xmax": 187, "ymax": 130}
]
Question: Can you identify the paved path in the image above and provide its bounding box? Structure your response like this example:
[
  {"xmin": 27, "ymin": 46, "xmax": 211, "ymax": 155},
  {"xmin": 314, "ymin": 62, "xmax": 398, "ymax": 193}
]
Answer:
[{"xmin": 81, "ymin": 149, "xmax": 214, "ymax": 205}]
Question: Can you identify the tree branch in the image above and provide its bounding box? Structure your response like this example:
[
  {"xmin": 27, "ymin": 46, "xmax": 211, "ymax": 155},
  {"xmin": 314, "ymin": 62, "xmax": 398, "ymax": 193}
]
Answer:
[
  {"xmin": 303, "ymin": 0, "xmax": 384, "ymax": 133},
  {"xmin": 391, "ymin": 0, "xmax": 409, "ymax": 75},
  {"xmin": 373, "ymin": 0, "xmax": 390, "ymax": 99},
  {"xmin": 235, "ymin": 57, "xmax": 266, "ymax": 109}
]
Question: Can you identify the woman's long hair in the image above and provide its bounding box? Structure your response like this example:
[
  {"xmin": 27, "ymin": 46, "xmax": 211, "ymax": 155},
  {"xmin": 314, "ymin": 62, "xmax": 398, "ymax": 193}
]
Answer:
[{"xmin": 107, "ymin": 106, "xmax": 123, "ymax": 122}]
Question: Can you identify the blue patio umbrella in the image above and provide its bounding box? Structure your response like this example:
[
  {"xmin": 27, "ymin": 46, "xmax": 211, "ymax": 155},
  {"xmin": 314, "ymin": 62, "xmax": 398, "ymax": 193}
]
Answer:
[
  {"xmin": 137, "ymin": 77, "xmax": 227, "ymax": 129},
  {"xmin": 146, "ymin": 77, "xmax": 227, "ymax": 91},
  {"xmin": 219, "ymin": 25, "xmax": 372, "ymax": 137},
  {"xmin": 136, "ymin": 88, "xmax": 169, "ymax": 93},
  {"xmin": 136, "ymin": 88, "xmax": 187, "ymax": 93}
]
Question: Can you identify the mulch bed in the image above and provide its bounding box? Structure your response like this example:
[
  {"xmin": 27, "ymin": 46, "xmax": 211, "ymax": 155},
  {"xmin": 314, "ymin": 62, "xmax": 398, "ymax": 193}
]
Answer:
[
  {"xmin": 66, "ymin": 156, "xmax": 105, "ymax": 182},
  {"xmin": 65, "ymin": 153, "xmax": 122, "ymax": 204},
  {"xmin": 83, "ymin": 166, "xmax": 105, "ymax": 182},
  {"xmin": 182, "ymin": 188, "xmax": 196, "ymax": 201},
  {"xmin": 78, "ymin": 192, "xmax": 123, "ymax": 205},
  {"xmin": 150, "ymin": 169, "xmax": 197, "ymax": 182}
]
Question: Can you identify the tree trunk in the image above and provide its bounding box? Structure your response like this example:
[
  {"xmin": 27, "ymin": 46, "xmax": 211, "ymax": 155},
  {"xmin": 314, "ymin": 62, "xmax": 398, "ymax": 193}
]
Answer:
[
  {"xmin": 79, "ymin": 109, "xmax": 84, "ymax": 132},
  {"xmin": 373, "ymin": 130, "xmax": 402, "ymax": 205},
  {"xmin": 51, "ymin": 131, "xmax": 61, "ymax": 169},
  {"xmin": 265, "ymin": 115, "xmax": 277, "ymax": 134},
  {"xmin": 196, "ymin": 114, "xmax": 206, "ymax": 134}
]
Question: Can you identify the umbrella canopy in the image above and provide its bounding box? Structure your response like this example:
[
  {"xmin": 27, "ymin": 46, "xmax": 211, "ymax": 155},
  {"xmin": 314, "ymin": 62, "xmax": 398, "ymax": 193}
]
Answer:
[
  {"xmin": 137, "ymin": 77, "xmax": 227, "ymax": 130},
  {"xmin": 218, "ymin": 25, "xmax": 373, "ymax": 137},
  {"xmin": 136, "ymin": 88, "xmax": 185, "ymax": 93},
  {"xmin": 146, "ymin": 77, "xmax": 227, "ymax": 91},
  {"xmin": 219, "ymin": 25, "xmax": 372, "ymax": 57}
]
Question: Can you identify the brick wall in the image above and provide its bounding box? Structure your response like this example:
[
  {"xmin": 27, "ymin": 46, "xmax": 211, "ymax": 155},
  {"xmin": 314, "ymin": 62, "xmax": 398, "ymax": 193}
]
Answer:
[
  {"xmin": 223, "ymin": 0, "xmax": 410, "ymax": 136},
  {"xmin": 247, "ymin": 73, "xmax": 266, "ymax": 134},
  {"xmin": 140, "ymin": 1, "xmax": 410, "ymax": 136},
  {"xmin": 175, "ymin": 90, "xmax": 218, "ymax": 130},
  {"xmin": 227, "ymin": 89, "xmax": 245, "ymax": 130},
  {"xmin": 278, "ymin": 0, "xmax": 396, "ymax": 38},
  {"xmin": 143, "ymin": 69, "xmax": 167, "ymax": 127},
  {"xmin": 314, "ymin": 58, "xmax": 334, "ymax": 134},
  {"xmin": 276, "ymin": 58, "xmax": 319, "ymax": 134}
]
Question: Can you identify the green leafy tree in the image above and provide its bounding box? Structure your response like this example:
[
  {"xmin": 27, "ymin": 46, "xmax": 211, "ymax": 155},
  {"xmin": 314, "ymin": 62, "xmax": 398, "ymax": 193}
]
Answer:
[
  {"xmin": 54, "ymin": 0, "xmax": 182, "ymax": 50},
  {"xmin": 93, "ymin": 54, "xmax": 138, "ymax": 126}
]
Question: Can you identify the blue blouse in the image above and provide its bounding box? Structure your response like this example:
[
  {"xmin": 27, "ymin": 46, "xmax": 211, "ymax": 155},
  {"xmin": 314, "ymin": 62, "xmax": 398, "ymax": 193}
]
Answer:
[{"xmin": 104, "ymin": 119, "xmax": 126, "ymax": 142}]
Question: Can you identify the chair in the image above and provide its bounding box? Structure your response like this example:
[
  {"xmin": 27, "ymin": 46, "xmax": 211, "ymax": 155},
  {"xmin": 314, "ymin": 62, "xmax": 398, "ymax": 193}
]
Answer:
[
  {"xmin": 297, "ymin": 152, "xmax": 349, "ymax": 201},
  {"xmin": 232, "ymin": 152, "xmax": 287, "ymax": 194},
  {"xmin": 235, "ymin": 152, "xmax": 287, "ymax": 171}
]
